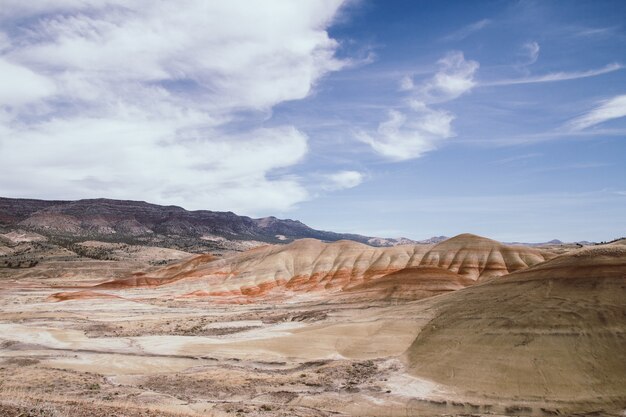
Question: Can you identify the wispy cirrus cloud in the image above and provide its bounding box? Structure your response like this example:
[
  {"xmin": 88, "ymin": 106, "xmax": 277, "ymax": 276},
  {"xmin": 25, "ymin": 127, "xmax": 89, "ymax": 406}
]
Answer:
[
  {"xmin": 566, "ymin": 94, "xmax": 626, "ymax": 131},
  {"xmin": 521, "ymin": 41, "xmax": 540, "ymax": 66},
  {"xmin": 442, "ymin": 18, "xmax": 491, "ymax": 42},
  {"xmin": 573, "ymin": 26, "xmax": 620, "ymax": 38},
  {"xmin": 483, "ymin": 63, "xmax": 623, "ymax": 86},
  {"xmin": 493, "ymin": 153, "xmax": 542, "ymax": 165}
]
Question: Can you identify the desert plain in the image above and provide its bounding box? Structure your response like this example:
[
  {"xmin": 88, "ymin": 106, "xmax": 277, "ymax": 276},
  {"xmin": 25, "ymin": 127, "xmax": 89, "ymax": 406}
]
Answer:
[{"xmin": 1, "ymin": 219, "xmax": 625, "ymax": 417}]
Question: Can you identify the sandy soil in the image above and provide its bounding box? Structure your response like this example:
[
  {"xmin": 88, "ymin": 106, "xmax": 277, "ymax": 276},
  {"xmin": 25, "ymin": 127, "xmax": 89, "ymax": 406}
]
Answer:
[{"xmin": 0, "ymin": 283, "xmax": 451, "ymax": 416}]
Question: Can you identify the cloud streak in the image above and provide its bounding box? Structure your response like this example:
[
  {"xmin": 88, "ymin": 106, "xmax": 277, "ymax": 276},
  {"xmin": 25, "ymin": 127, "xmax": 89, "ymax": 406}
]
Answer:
[
  {"xmin": 567, "ymin": 94, "xmax": 626, "ymax": 130},
  {"xmin": 442, "ymin": 19, "xmax": 491, "ymax": 42},
  {"xmin": 483, "ymin": 63, "xmax": 623, "ymax": 86},
  {"xmin": 521, "ymin": 41, "xmax": 540, "ymax": 65}
]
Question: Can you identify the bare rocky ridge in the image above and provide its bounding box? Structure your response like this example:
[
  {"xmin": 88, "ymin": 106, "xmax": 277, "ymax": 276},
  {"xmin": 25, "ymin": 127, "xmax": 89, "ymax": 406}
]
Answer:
[{"xmin": 0, "ymin": 197, "xmax": 417, "ymax": 253}]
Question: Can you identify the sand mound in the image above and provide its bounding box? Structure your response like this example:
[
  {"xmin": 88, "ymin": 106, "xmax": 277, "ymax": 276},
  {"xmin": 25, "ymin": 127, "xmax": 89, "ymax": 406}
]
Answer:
[{"xmin": 403, "ymin": 245, "xmax": 626, "ymax": 409}]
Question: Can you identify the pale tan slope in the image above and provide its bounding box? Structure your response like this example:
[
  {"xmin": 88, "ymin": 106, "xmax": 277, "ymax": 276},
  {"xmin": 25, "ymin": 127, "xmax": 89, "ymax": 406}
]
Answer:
[
  {"xmin": 610, "ymin": 237, "xmax": 626, "ymax": 246},
  {"xmin": 75, "ymin": 241, "xmax": 192, "ymax": 263},
  {"xmin": 341, "ymin": 266, "xmax": 476, "ymax": 302},
  {"xmin": 403, "ymin": 244, "xmax": 626, "ymax": 409},
  {"xmin": 419, "ymin": 233, "xmax": 552, "ymax": 281},
  {"xmin": 0, "ymin": 242, "xmax": 13, "ymax": 256},
  {"xmin": 97, "ymin": 253, "xmax": 216, "ymax": 288},
  {"xmin": 95, "ymin": 234, "xmax": 555, "ymax": 300}
]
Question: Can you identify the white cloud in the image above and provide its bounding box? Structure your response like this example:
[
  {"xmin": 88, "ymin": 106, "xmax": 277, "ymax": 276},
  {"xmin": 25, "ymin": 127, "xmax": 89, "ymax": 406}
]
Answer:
[
  {"xmin": 399, "ymin": 75, "xmax": 414, "ymax": 91},
  {"xmin": 567, "ymin": 95, "xmax": 626, "ymax": 131},
  {"xmin": 360, "ymin": 52, "xmax": 475, "ymax": 161},
  {"xmin": 484, "ymin": 63, "xmax": 622, "ymax": 86},
  {"xmin": 0, "ymin": 0, "xmax": 349, "ymax": 214},
  {"xmin": 421, "ymin": 51, "xmax": 479, "ymax": 101},
  {"xmin": 0, "ymin": 58, "xmax": 56, "ymax": 106},
  {"xmin": 522, "ymin": 41, "xmax": 540, "ymax": 65},
  {"xmin": 442, "ymin": 19, "xmax": 491, "ymax": 42},
  {"xmin": 0, "ymin": 112, "xmax": 310, "ymax": 212},
  {"xmin": 357, "ymin": 105, "xmax": 455, "ymax": 161},
  {"xmin": 323, "ymin": 170, "xmax": 364, "ymax": 190},
  {"xmin": 574, "ymin": 26, "xmax": 617, "ymax": 38},
  {"xmin": 8, "ymin": 1, "xmax": 347, "ymax": 111}
]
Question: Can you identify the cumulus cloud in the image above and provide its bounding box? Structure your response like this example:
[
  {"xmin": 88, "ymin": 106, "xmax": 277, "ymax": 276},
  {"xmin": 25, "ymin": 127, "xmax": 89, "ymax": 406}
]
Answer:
[
  {"xmin": 357, "ymin": 105, "xmax": 455, "ymax": 161},
  {"xmin": 323, "ymin": 170, "xmax": 364, "ymax": 190},
  {"xmin": 567, "ymin": 94, "xmax": 626, "ymax": 131},
  {"xmin": 0, "ymin": 0, "xmax": 348, "ymax": 213},
  {"xmin": 419, "ymin": 51, "xmax": 479, "ymax": 102},
  {"xmin": 360, "ymin": 52, "xmax": 476, "ymax": 161}
]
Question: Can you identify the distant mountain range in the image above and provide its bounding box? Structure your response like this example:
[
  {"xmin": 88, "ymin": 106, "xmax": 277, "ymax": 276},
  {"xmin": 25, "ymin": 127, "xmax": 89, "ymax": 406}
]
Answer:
[
  {"xmin": 506, "ymin": 239, "xmax": 596, "ymax": 247},
  {"xmin": 0, "ymin": 197, "xmax": 427, "ymax": 252}
]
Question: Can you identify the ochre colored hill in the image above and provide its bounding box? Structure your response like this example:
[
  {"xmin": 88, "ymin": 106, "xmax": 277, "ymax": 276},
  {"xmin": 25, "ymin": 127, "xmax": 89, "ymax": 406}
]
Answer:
[
  {"xmin": 403, "ymin": 244, "xmax": 626, "ymax": 410},
  {"xmin": 341, "ymin": 267, "xmax": 475, "ymax": 301},
  {"xmin": 96, "ymin": 234, "xmax": 554, "ymax": 301},
  {"xmin": 418, "ymin": 233, "xmax": 549, "ymax": 281}
]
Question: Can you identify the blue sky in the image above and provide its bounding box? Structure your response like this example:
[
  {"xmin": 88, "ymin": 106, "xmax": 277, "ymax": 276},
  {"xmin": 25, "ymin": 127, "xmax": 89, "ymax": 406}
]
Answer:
[{"xmin": 0, "ymin": 0, "xmax": 625, "ymax": 241}]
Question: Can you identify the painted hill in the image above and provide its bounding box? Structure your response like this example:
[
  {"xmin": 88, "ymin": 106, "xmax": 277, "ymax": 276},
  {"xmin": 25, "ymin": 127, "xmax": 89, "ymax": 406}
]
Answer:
[
  {"xmin": 403, "ymin": 244, "xmax": 626, "ymax": 412},
  {"xmin": 341, "ymin": 266, "xmax": 476, "ymax": 302},
  {"xmin": 419, "ymin": 233, "xmax": 549, "ymax": 281},
  {"xmin": 96, "ymin": 234, "xmax": 555, "ymax": 301}
]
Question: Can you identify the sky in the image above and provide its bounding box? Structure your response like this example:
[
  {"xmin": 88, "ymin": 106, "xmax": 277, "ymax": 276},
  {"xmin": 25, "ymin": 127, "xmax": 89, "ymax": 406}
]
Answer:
[{"xmin": 0, "ymin": 0, "xmax": 625, "ymax": 242}]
